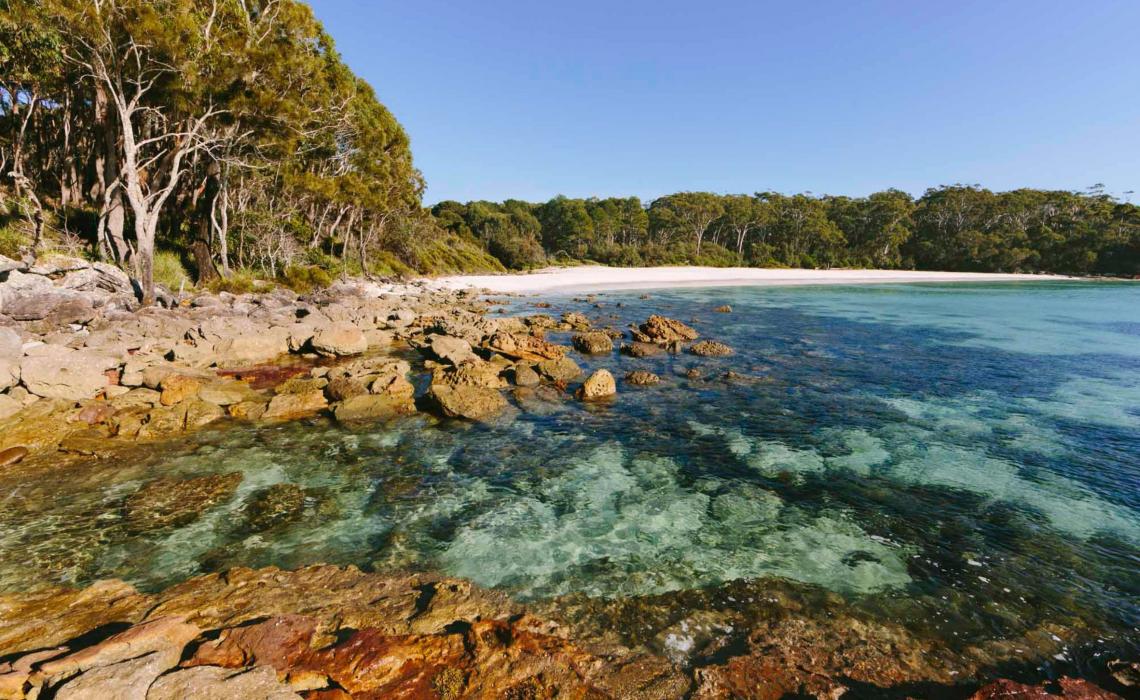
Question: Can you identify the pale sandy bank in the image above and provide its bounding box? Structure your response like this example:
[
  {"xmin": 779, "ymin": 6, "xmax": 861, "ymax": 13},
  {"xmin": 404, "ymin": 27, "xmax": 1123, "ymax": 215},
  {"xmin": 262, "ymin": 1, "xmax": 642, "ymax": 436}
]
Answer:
[{"xmin": 433, "ymin": 266, "xmax": 1076, "ymax": 294}]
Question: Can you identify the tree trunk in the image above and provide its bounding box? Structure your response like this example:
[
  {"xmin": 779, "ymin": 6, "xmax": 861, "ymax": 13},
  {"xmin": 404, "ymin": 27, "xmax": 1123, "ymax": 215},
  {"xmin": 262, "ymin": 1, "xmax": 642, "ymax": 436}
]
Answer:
[
  {"xmin": 135, "ymin": 215, "xmax": 156, "ymax": 306},
  {"xmin": 192, "ymin": 164, "xmax": 221, "ymax": 284}
]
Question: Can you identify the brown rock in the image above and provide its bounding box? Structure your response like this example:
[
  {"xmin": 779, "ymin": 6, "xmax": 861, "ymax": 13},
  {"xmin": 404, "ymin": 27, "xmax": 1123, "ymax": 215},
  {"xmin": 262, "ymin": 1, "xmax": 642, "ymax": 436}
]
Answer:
[
  {"xmin": 571, "ymin": 332, "xmax": 614, "ymax": 355},
  {"xmin": 52, "ymin": 648, "xmax": 182, "ymax": 700},
  {"xmin": 229, "ymin": 400, "xmax": 268, "ymax": 421},
  {"xmin": 577, "ymin": 369, "xmax": 616, "ymax": 400},
  {"xmin": 536, "ymin": 356, "xmax": 582, "ymax": 383},
  {"xmin": 124, "ymin": 473, "xmax": 243, "ymax": 533},
  {"xmin": 324, "ymin": 376, "xmax": 369, "ymax": 402},
  {"xmin": 0, "ymin": 445, "xmax": 28, "ymax": 466},
  {"xmin": 147, "ymin": 665, "xmax": 301, "ymax": 700},
  {"xmin": 625, "ymin": 370, "xmax": 661, "ymax": 386},
  {"xmin": 689, "ymin": 340, "xmax": 734, "ymax": 357},
  {"xmin": 485, "ymin": 331, "xmax": 568, "ymax": 362},
  {"xmin": 310, "ymin": 325, "xmax": 368, "ymax": 357},
  {"xmin": 159, "ymin": 374, "xmax": 202, "ymax": 406},
  {"xmin": 332, "ymin": 394, "xmax": 415, "ymax": 422},
  {"xmin": 429, "ymin": 384, "xmax": 507, "ymax": 421},
  {"xmin": 431, "ymin": 359, "xmax": 506, "ymax": 390},
  {"xmin": 184, "ymin": 398, "xmax": 226, "ymax": 429},
  {"xmin": 634, "ymin": 315, "xmax": 699, "ymax": 344},
  {"xmin": 562, "ymin": 311, "xmax": 591, "ymax": 330},
  {"xmin": 621, "ymin": 342, "xmax": 663, "ymax": 358},
  {"xmin": 39, "ymin": 616, "xmax": 199, "ymax": 679},
  {"xmin": 264, "ymin": 391, "xmax": 328, "ymax": 420},
  {"xmin": 513, "ymin": 363, "xmax": 541, "ymax": 387},
  {"xmin": 714, "ymin": 304, "xmax": 732, "ymax": 313},
  {"xmin": 969, "ymin": 677, "xmax": 1123, "ymax": 699},
  {"xmin": 275, "ymin": 376, "xmax": 328, "ymax": 395},
  {"xmin": 244, "ymin": 484, "xmax": 306, "ymax": 532}
]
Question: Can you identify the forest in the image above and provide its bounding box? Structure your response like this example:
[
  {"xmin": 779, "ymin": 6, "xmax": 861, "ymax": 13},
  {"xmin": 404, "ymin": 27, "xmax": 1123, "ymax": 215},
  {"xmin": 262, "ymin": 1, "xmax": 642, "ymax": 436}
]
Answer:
[
  {"xmin": 434, "ymin": 187, "xmax": 1140, "ymax": 276},
  {"xmin": 3, "ymin": 0, "xmax": 1140, "ymax": 306}
]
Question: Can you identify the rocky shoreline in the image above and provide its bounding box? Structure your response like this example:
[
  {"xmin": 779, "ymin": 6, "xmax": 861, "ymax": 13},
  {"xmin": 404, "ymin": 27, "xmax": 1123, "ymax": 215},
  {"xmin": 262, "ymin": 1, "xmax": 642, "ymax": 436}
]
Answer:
[{"xmin": 0, "ymin": 256, "xmax": 1135, "ymax": 698}]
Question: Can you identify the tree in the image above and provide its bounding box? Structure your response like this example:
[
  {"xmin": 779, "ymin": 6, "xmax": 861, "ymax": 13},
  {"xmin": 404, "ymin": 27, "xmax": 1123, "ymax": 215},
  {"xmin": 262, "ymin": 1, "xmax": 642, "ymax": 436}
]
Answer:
[{"xmin": 648, "ymin": 192, "xmax": 724, "ymax": 254}]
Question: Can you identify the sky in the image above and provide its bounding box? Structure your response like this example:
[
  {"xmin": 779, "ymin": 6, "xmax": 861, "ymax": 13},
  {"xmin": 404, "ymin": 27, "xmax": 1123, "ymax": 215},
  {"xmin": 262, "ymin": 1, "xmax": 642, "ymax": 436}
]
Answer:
[{"xmin": 310, "ymin": 0, "xmax": 1140, "ymax": 205}]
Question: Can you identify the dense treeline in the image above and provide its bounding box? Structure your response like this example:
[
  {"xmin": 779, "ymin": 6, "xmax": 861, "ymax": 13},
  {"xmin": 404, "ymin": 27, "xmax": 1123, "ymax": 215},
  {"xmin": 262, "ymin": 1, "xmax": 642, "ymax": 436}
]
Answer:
[
  {"xmin": 434, "ymin": 187, "xmax": 1140, "ymax": 276},
  {"xmin": 1, "ymin": 0, "xmax": 500, "ymax": 303}
]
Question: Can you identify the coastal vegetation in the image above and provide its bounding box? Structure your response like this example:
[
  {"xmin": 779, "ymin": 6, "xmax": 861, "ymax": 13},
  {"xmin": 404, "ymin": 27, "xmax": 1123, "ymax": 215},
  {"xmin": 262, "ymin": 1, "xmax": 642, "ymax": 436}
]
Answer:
[{"xmin": 4, "ymin": 1, "xmax": 1140, "ymax": 302}]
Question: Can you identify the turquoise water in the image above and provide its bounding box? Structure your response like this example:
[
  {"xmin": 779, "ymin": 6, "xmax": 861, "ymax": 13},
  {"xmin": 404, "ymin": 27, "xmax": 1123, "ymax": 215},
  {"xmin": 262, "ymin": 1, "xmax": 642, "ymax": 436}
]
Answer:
[{"xmin": 2, "ymin": 281, "xmax": 1138, "ymax": 673}]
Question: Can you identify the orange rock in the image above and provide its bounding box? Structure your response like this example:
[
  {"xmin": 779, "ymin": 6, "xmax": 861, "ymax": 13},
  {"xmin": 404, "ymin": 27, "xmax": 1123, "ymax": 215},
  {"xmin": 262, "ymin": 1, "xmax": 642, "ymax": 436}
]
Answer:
[{"xmin": 159, "ymin": 374, "xmax": 202, "ymax": 406}]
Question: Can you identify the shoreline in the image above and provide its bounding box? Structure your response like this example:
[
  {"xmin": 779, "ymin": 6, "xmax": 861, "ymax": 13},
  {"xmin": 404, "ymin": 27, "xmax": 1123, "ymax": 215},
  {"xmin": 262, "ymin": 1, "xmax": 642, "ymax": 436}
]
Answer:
[{"xmin": 433, "ymin": 265, "xmax": 1082, "ymax": 294}]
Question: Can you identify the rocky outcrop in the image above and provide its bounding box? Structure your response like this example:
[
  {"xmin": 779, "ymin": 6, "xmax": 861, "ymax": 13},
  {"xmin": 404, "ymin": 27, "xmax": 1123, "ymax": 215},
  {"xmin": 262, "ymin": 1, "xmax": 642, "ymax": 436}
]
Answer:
[
  {"xmin": 20, "ymin": 345, "xmax": 115, "ymax": 400},
  {"xmin": 484, "ymin": 331, "xmax": 567, "ymax": 362},
  {"xmin": 536, "ymin": 356, "xmax": 582, "ymax": 383},
  {"xmin": 577, "ymin": 369, "xmax": 616, "ymax": 399},
  {"xmin": 633, "ymin": 315, "xmax": 699, "ymax": 344},
  {"xmin": 310, "ymin": 324, "xmax": 368, "ymax": 357}
]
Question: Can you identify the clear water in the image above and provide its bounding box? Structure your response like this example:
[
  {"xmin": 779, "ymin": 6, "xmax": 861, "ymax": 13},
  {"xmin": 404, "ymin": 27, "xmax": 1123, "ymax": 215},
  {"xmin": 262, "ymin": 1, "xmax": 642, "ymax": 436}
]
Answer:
[{"xmin": 2, "ymin": 282, "xmax": 1138, "ymax": 673}]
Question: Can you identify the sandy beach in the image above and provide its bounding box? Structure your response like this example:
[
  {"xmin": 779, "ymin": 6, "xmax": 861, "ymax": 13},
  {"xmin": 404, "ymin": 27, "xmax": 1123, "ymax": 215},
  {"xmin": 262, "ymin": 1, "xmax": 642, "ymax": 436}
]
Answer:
[{"xmin": 434, "ymin": 265, "xmax": 1077, "ymax": 294}]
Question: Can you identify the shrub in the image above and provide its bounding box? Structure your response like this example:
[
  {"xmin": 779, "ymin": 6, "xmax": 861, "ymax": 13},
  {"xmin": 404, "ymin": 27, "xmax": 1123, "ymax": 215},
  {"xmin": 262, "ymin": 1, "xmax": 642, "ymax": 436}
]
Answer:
[
  {"xmin": 207, "ymin": 269, "xmax": 260, "ymax": 294},
  {"xmin": 153, "ymin": 251, "xmax": 192, "ymax": 291},
  {"xmin": 280, "ymin": 264, "xmax": 333, "ymax": 293}
]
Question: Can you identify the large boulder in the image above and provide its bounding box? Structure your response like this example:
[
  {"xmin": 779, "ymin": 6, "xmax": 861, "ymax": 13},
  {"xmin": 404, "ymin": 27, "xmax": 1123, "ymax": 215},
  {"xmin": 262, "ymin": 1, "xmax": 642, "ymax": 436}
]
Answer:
[
  {"xmin": 310, "ymin": 324, "xmax": 368, "ymax": 357},
  {"xmin": 577, "ymin": 369, "xmax": 616, "ymax": 400},
  {"xmin": 633, "ymin": 315, "xmax": 699, "ymax": 344},
  {"xmin": 431, "ymin": 359, "xmax": 506, "ymax": 390},
  {"xmin": 429, "ymin": 384, "xmax": 507, "ymax": 421},
  {"xmin": 21, "ymin": 345, "xmax": 115, "ymax": 400},
  {"xmin": 211, "ymin": 328, "xmax": 290, "ymax": 367},
  {"xmin": 571, "ymin": 332, "xmax": 613, "ymax": 355},
  {"xmin": 263, "ymin": 391, "xmax": 328, "ymax": 419},
  {"xmin": 424, "ymin": 334, "xmax": 479, "ymax": 366},
  {"xmin": 332, "ymin": 393, "xmax": 415, "ymax": 422},
  {"xmin": 0, "ymin": 327, "xmax": 21, "ymax": 391},
  {"xmin": 536, "ymin": 356, "xmax": 582, "ymax": 383}
]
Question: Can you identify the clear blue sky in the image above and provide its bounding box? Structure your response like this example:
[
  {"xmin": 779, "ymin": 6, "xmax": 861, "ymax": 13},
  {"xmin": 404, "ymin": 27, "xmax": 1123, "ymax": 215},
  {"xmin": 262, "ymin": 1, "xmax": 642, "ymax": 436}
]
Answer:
[{"xmin": 310, "ymin": 0, "xmax": 1139, "ymax": 205}]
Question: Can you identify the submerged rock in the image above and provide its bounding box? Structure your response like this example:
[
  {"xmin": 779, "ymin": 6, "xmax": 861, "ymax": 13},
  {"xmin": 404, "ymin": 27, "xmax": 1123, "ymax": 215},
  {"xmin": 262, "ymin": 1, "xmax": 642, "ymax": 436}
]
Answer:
[
  {"xmin": 625, "ymin": 370, "xmax": 661, "ymax": 386},
  {"xmin": 577, "ymin": 369, "xmax": 616, "ymax": 400},
  {"xmin": 332, "ymin": 393, "xmax": 414, "ymax": 422},
  {"xmin": 621, "ymin": 341, "xmax": 664, "ymax": 358},
  {"xmin": 714, "ymin": 304, "xmax": 732, "ymax": 313},
  {"xmin": 243, "ymin": 484, "xmax": 306, "ymax": 532},
  {"xmin": 124, "ymin": 473, "xmax": 243, "ymax": 533},
  {"xmin": 689, "ymin": 340, "xmax": 734, "ymax": 357}
]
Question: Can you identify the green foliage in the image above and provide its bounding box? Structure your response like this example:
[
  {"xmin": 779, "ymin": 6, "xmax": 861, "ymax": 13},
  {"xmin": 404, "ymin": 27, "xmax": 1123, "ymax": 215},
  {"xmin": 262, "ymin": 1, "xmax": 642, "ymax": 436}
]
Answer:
[
  {"xmin": 0, "ymin": 223, "xmax": 25, "ymax": 259},
  {"xmin": 280, "ymin": 265, "xmax": 333, "ymax": 293},
  {"xmin": 153, "ymin": 251, "xmax": 191, "ymax": 291},
  {"xmin": 207, "ymin": 269, "xmax": 260, "ymax": 295}
]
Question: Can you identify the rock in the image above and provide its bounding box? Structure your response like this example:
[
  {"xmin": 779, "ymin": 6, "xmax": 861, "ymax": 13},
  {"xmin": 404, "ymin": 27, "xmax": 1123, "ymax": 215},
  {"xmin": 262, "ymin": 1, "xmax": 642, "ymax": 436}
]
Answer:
[
  {"xmin": 74, "ymin": 401, "xmax": 115, "ymax": 425},
  {"xmin": 212, "ymin": 329, "xmax": 290, "ymax": 367},
  {"xmin": 484, "ymin": 331, "xmax": 568, "ymax": 362},
  {"xmin": 424, "ymin": 334, "xmax": 479, "ymax": 365},
  {"xmin": 625, "ymin": 370, "xmax": 661, "ymax": 386},
  {"xmin": 1109, "ymin": 659, "xmax": 1139, "ymax": 687},
  {"xmin": 59, "ymin": 430, "xmax": 118, "ymax": 458},
  {"xmin": 229, "ymin": 400, "xmax": 268, "ymax": 421},
  {"xmin": 0, "ymin": 394, "xmax": 21, "ymax": 420},
  {"xmin": 562, "ymin": 311, "xmax": 591, "ymax": 330},
  {"xmin": 21, "ymin": 346, "xmax": 114, "ymax": 400},
  {"xmin": 275, "ymin": 376, "xmax": 328, "ymax": 395},
  {"xmin": 148, "ymin": 665, "xmax": 302, "ymax": 700},
  {"xmin": 197, "ymin": 381, "xmax": 259, "ymax": 406},
  {"xmin": 110, "ymin": 387, "xmax": 161, "ymax": 409},
  {"xmin": 686, "ymin": 367, "xmax": 702, "ymax": 379},
  {"xmin": 969, "ymin": 677, "xmax": 1123, "ymax": 699},
  {"xmin": 332, "ymin": 393, "xmax": 415, "ymax": 422},
  {"xmin": 0, "ymin": 445, "xmax": 28, "ymax": 466},
  {"xmin": 159, "ymin": 374, "xmax": 201, "ymax": 405},
  {"xmin": 714, "ymin": 304, "xmax": 732, "ymax": 313},
  {"xmin": 40, "ymin": 616, "xmax": 199, "ymax": 680},
  {"xmin": 124, "ymin": 473, "xmax": 243, "ymax": 533},
  {"xmin": 634, "ymin": 315, "xmax": 699, "ymax": 344},
  {"xmin": 431, "ymin": 359, "xmax": 506, "ymax": 390},
  {"xmin": 429, "ymin": 384, "xmax": 507, "ymax": 421},
  {"xmin": 571, "ymin": 332, "xmax": 614, "ymax": 355},
  {"xmin": 52, "ymin": 648, "xmax": 181, "ymax": 700},
  {"xmin": 621, "ymin": 342, "xmax": 663, "ymax": 358},
  {"xmin": 577, "ymin": 369, "xmax": 616, "ymax": 400},
  {"xmin": 244, "ymin": 484, "xmax": 306, "ymax": 532},
  {"xmin": 536, "ymin": 356, "xmax": 582, "ymax": 383},
  {"xmin": 689, "ymin": 340, "xmax": 734, "ymax": 357},
  {"xmin": 184, "ymin": 398, "xmax": 226, "ymax": 429},
  {"xmin": 324, "ymin": 376, "xmax": 369, "ymax": 402},
  {"xmin": 310, "ymin": 325, "xmax": 368, "ymax": 356},
  {"xmin": 513, "ymin": 363, "xmax": 541, "ymax": 387},
  {"xmin": 264, "ymin": 391, "xmax": 328, "ymax": 420}
]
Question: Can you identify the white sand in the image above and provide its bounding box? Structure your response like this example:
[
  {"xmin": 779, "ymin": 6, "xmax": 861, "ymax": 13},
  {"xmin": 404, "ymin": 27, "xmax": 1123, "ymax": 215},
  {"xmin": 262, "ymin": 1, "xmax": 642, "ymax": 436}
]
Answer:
[{"xmin": 433, "ymin": 266, "xmax": 1076, "ymax": 294}]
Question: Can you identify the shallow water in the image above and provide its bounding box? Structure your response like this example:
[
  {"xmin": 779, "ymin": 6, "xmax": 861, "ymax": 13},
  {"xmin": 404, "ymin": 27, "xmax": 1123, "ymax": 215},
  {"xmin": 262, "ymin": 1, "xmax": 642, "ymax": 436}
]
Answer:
[{"xmin": 2, "ymin": 281, "xmax": 1139, "ymax": 674}]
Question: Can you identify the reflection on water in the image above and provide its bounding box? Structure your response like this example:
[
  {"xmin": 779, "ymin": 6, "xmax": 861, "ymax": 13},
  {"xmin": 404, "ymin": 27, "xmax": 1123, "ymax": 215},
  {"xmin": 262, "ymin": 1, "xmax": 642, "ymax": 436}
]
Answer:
[{"xmin": 1, "ymin": 281, "xmax": 1138, "ymax": 673}]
